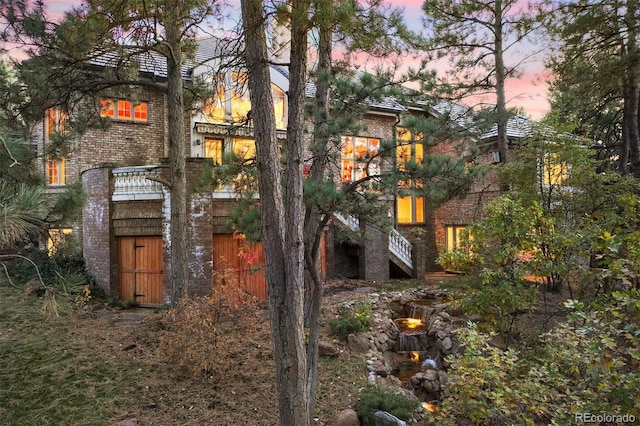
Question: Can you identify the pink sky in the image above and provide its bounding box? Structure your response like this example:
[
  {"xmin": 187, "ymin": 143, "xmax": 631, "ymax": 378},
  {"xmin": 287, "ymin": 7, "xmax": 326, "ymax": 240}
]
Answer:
[{"xmin": 19, "ymin": 0, "xmax": 551, "ymax": 120}]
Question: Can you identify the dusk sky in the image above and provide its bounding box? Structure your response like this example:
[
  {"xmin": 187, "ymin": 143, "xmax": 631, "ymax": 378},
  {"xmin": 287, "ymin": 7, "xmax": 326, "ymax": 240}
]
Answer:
[{"xmin": 35, "ymin": 0, "xmax": 550, "ymax": 119}]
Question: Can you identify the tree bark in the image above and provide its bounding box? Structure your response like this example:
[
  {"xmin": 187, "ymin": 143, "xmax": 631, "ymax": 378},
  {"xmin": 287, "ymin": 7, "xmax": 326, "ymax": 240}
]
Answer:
[
  {"xmin": 303, "ymin": 0, "xmax": 331, "ymax": 419},
  {"xmin": 165, "ymin": 1, "xmax": 189, "ymax": 303},
  {"xmin": 624, "ymin": 0, "xmax": 640, "ymax": 176},
  {"xmin": 494, "ymin": 0, "xmax": 509, "ymax": 165},
  {"xmin": 241, "ymin": 1, "xmax": 309, "ymax": 424}
]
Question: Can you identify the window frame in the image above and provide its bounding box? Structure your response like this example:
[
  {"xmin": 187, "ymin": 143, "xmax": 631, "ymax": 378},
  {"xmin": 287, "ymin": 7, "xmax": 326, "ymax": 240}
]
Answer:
[
  {"xmin": 100, "ymin": 98, "xmax": 148, "ymax": 123},
  {"xmin": 45, "ymin": 107, "xmax": 71, "ymax": 186},
  {"xmin": 203, "ymin": 72, "xmax": 287, "ymax": 129},
  {"xmin": 340, "ymin": 136, "xmax": 381, "ymax": 183}
]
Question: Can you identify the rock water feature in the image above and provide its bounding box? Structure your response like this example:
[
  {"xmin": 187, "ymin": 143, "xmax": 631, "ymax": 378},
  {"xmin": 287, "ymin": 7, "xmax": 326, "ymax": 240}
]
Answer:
[{"xmin": 341, "ymin": 288, "xmax": 458, "ymax": 421}]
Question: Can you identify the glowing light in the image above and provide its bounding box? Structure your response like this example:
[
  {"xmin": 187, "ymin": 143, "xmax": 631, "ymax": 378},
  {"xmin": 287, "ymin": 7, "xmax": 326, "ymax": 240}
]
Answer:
[
  {"xmin": 422, "ymin": 402, "xmax": 440, "ymax": 413},
  {"xmin": 404, "ymin": 318, "xmax": 423, "ymax": 329}
]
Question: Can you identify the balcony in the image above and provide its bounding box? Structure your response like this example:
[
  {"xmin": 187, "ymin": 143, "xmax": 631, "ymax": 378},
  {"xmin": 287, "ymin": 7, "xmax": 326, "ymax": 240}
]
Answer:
[{"xmin": 112, "ymin": 166, "xmax": 164, "ymax": 201}]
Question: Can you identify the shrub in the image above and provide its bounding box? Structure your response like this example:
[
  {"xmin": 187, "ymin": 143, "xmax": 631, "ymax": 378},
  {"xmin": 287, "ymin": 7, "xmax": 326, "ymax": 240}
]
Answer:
[
  {"xmin": 162, "ymin": 270, "xmax": 259, "ymax": 378},
  {"xmin": 328, "ymin": 300, "xmax": 370, "ymax": 339},
  {"xmin": 438, "ymin": 291, "xmax": 640, "ymax": 425},
  {"xmin": 356, "ymin": 385, "xmax": 418, "ymax": 425}
]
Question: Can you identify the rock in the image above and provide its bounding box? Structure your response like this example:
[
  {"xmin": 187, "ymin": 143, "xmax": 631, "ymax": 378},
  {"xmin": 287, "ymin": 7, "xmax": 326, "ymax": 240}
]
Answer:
[
  {"xmin": 441, "ymin": 336, "xmax": 453, "ymax": 351},
  {"xmin": 348, "ymin": 333, "xmax": 372, "ymax": 353},
  {"xmin": 399, "ymin": 294, "xmax": 413, "ymax": 305},
  {"xmin": 319, "ymin": 340, "xmax": 340, "ymax": 357},
  {"xmin": 374, "ymin": 410, "xmax": 407, "ymax": 426},
  {"xmin": 424, "ymin": 369, "xmax": 438, "ymax": 382},
  {"xmin": 330, "ymin": 408, "xmax": 360, "ymax": 426}
]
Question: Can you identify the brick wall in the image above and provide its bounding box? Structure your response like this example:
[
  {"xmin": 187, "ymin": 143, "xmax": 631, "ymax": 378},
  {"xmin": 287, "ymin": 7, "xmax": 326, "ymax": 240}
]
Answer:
[
  {"xmin": 359, "ymin": 222, "xmax": 389, "ymax": 280},
  {"xmin": 81, "ymin": 164, "xmax": 117, "ymax": 296}
]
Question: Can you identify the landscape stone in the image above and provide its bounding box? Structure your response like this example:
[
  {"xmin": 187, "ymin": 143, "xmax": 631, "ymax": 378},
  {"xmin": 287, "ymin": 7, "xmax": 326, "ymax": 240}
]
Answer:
[{"xmin": 330, "ymin": 408, "xmax": 360, "ymax": 426}]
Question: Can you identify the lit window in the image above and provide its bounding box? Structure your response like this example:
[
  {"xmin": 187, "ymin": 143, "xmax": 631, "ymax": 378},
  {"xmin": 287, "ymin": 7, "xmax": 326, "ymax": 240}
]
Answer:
[
  {"xmin": 341, "ymin": 136, "xmax": 380, "ymax": 182},
  {"xmin": 47, "ymin": 157, "xmax": 69, "ymax": 185},
  {"xmin": 100, "ymin": 98, "xmax": 148, "ymax": 122},
  {"xmin": 117, "ymin": 100, "xmax": 132, "ymax": 119},
  {"xmin": 204, "ymin": 79, "xmax": 227, "ymax": 123},
  {"xmin": 100, "ymin": 99, "xmax": 115, "ymax": 118},
  {"xmin": 133, "ymin": 103, "xmax": 147, "ymax": 121},
  {"xmin": 231, "ymin": 72, "xmax": 252, "ymax": 123},
  {"xmin": 45, "ymin": 107, "xmax": 68, "ymax": 141},
  {"xmin": 272, "ymin": 84, "xmax": 287, "ymax": 129},
  {"xmin": 232, "ymin": 138, "xmax": 257, "ymax": 191},
  {"xmin": 233, "ymin": 138, "xmax": 256, "ymax": 164},
  {"xmin": 45, "ymin": 107, "xmax": 70, "ymax": 186},
  {"xmin": 47, "ymin": 228, "xmax": 72, "ymax": 255},
  {"xmin": 204, "ymin": 73, "xmax": 286, "ymax": 127},
  {"xmin": 204, "ymin": 138, "xmax": 224, "ymax": 165},
  {"xmin": 396, "ymin": 127, "xmax": 425, "ymax": 224},
  {"xmin": 542, "ymin": 154, "xmax": 568, "ymax": 185},
  {"xmin": 446, "ymin": 225, "xmax": 468, "ymax": 252}
]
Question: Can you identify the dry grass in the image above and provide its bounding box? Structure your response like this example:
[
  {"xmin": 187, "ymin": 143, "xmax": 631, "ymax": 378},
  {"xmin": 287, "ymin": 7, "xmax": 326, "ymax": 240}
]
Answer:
[{"xmin": 0, "ymin": 277, "xmax": 377, "ymax": 425}]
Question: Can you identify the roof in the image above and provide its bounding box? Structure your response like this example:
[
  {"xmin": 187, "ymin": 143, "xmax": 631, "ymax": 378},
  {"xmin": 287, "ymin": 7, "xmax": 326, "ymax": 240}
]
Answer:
[{"xmin": 480, "ymin": 114, "xmax": 535, "ymax": 140}]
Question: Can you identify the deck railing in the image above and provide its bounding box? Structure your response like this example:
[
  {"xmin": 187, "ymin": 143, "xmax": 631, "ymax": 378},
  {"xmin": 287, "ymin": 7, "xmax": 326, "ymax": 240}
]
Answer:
[
  {"xmin": 112, "ymin": 166, "xmax": 164, "ymax": 201},
  {"xmin": 333, "ymin": 212, "xmax": 413, "ymax": 270}
]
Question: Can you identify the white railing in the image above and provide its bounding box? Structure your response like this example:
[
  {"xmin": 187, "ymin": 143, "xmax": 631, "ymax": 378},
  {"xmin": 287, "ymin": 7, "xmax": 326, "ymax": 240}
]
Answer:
[
  {"xmin": 334, "ymin": 212, "xmax": 413, "ymax": 270},
  {"xmin": 389, "ymin": 229, "xmax": 413, "ymax": 269},
  {"xmin": 334, "ymin": 212, "xmax": 359, "ymax": 231},
  {"xmin": 112, "ymin": 166, "xmax": 164, "ymax": 201}
]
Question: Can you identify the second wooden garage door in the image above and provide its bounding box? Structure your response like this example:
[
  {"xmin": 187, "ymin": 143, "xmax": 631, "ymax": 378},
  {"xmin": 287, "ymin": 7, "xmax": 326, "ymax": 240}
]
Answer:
[{"xmin": 212, "ymin": 234, "xmax": 267, "ymax": 300}]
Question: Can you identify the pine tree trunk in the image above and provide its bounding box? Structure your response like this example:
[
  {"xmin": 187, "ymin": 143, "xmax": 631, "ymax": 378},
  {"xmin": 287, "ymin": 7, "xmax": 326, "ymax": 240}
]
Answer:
[
  {"xmin": 625, "ymin": 0, "xmax": 640, "ymax": 176},
  {"xmin": 165, "ymin": 4, "xmax": 189, "ymax": 303},
  {"xmin": 303, "ymin": 2, "xmax": 332, "ymax": 419},
  {"xmin": 494, "ymin": 0, "xmax": 509, "ymax": 164},
  {"xmin": 241, "ymin": 1, "xmax": 309, "ymax": 424}
]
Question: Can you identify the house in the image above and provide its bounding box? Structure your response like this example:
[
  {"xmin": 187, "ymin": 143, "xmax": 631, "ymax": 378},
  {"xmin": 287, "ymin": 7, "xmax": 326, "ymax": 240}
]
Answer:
[{"xmin": 35, "ymin": 37, "xmax": 535, "ymax": 306}]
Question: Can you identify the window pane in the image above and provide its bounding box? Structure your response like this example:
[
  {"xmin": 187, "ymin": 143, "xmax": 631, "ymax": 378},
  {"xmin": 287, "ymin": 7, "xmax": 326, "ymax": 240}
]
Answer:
[
  {"xmin": 117, "ymin": 100, "xmax": 131, "ymax": 119},
  {"xmin": 205, "ymin": 81, "xmax": 227, "ymax": 122},
  {"xmin": 47, "ymin": 158, "xmax": 66, "ymax": 185},
  {"xmin": 133, "ymin": 102, "xmax": 148, "ymax": 121},
  {"xmin": 397, "ymin": 196, "xmax": 413, "ymax": 223},
  {"xmin": 231, "ymin": 72, "xmax": 252, "ymax": 122},
  {"xmin": 415, "ymin": 143, "xmax": 424, "ymax": 164},
  {"xmin": 233, "ymin": 138, "xmax": 255, "ymax": 163},
  {"xmin": 100, "ymin": 99, "xmax": 114, "ymax": 118},
  {"xmin": 355, "ymin": 137, "xmax": 368, "ymax": 159},
  {"xmin": 204, "ymin": 138, "xmax": 224, "ymax": 165},
  {"xmin": 415, "ymin": 197, "xmax": 424, "ymax": 223},
  {"xmin": 342, "ymin": 160, "xmax": 354, "ymax": 182},
  {"xmin": 272, "ymin": 84, "xmax": 286, "ymax": 128}
]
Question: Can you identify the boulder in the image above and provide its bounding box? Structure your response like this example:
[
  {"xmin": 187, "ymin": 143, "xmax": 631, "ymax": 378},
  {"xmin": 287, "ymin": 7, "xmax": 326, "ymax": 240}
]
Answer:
[
  {"xmin": 348, "ymin": 333, "xmax": 372, "ymax": 353},
  {"xmin": 319, "ymin": 340, "xmax": 340, "ymax": 357},
  {"xmin": 330, "ymin": 408, "xmax": 360, "ymax": 426}
]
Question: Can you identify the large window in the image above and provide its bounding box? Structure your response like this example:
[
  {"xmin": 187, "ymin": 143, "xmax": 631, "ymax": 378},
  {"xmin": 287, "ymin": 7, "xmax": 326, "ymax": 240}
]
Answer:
[
  {"xmin": 340, "ymin": 136, "xmax": 380, "ymax": 182},
  {"xmin": 100, "ymin": 99, "xmax": 148, "ymax": 122},
  {"xmin": 396, "ymin": 127, "xmax": 424, "ymax": 224},
  {"xmin": 45, "ymin": 107, "xmax": 70, "ymax": 186},
  {"xmin": 203, "ymin": 72, "xmax": 287, "ymax": 128}
]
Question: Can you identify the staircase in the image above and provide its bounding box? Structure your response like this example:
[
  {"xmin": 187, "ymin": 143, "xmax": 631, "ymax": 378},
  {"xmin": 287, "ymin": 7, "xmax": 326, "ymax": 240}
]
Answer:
[{"xmin": 334, "ymin": 213, "xmax": 413, "ymax": 277}]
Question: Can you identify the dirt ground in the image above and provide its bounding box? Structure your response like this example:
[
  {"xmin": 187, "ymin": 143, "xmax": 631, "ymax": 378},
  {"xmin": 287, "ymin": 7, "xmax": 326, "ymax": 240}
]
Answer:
[{"xmin": 66, "ymin": 276, "xmax": 572, "ymax": 426}]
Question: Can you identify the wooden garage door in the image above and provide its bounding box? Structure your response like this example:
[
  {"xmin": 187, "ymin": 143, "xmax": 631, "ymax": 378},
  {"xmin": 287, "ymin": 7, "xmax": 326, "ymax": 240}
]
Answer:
[
  {"xmin": 213, "ymin": 234, "xmax": 267, "ymax": 301},
  {"xmin": 119, "ymin": 236, "xmax": 163, "ymax": 307}
]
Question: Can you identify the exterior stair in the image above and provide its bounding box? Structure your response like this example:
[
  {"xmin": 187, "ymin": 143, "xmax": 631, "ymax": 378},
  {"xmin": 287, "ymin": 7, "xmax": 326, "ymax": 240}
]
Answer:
[{"xmin": 334, "ymin": 213, "xmax": 413, "ymax": 277}]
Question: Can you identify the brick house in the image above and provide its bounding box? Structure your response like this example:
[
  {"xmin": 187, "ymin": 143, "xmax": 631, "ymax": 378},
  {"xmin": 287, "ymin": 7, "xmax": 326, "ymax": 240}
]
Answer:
[{"xmin": 37, "ymin": 37, "xmax": 523, "ymax": 306}]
